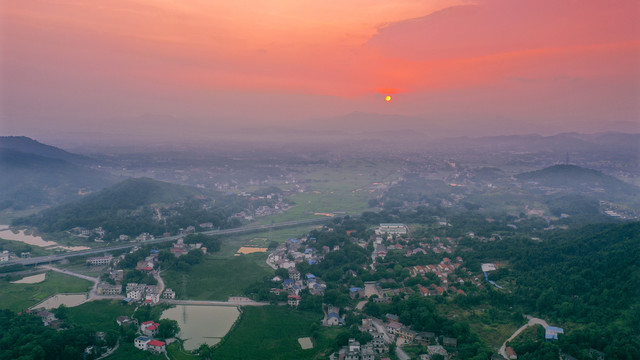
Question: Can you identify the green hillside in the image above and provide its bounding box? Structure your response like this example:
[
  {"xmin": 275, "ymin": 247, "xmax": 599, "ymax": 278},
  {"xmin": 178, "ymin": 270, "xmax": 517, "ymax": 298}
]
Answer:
[
  {"xmin": 0, "ymin": 149, "xmax": 115, "ymax": 210},
  {"xmin": 517, "ymin": 164, "xmax": 639, "ymax": 203},
  {"xmin": 13, "ymin": 178, "xmax": 248, "ymax": 240}
]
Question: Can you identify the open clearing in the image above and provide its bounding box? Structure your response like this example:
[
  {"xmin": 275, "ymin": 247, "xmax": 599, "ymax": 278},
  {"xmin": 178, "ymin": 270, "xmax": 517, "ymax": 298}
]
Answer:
[
  {"xmin": 10, "ymin": 273, "xmax": 46, "ymax": 284},
  {"xmin": 298, "ymin": 337, "xmax": 313, "ymax": 349},
  {"xmin": 236, "ymin": 246, "xmax": 267, "ymax": 255}
]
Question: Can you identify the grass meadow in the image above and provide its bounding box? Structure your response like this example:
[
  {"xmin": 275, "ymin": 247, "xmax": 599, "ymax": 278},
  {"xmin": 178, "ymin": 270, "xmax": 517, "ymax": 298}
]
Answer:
[{"xmin": 65, "ymin": 300, "xmax": 135, "ymax": 333}]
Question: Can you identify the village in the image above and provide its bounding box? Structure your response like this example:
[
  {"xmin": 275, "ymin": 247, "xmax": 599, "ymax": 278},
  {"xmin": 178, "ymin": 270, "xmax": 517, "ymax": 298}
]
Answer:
[{"xmin": 13, "ymin": 220, "xmax": 569, "ymax": 360}]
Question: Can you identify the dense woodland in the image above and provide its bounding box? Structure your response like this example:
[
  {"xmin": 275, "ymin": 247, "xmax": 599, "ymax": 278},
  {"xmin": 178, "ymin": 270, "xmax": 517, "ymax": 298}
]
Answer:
[{"xmin": 0, "ymin": 310, "xmax": 99, "ymax": 360}]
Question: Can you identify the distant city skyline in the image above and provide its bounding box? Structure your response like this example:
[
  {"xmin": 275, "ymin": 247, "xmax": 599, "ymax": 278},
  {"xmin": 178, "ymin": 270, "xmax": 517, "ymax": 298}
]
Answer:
[{"xmin": 1, "ymin": 0, "xmax": 638, "ymax": 145}]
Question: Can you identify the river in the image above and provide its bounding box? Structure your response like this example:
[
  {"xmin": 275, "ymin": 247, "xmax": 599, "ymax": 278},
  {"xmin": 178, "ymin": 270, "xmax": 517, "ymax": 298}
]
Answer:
[{"xmin": 161, "ymin": 305, "xmax": 240, "ymax": 351}]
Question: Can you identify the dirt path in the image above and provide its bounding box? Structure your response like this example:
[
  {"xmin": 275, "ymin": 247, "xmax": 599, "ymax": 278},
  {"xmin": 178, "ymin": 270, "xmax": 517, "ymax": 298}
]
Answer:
[{"xmin": 499, "ymin": 316, "xmax": 549, "ymax": 358}]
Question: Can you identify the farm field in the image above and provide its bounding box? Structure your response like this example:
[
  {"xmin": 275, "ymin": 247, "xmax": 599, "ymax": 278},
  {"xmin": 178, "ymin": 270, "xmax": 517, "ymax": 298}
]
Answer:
[
  {"xmin": 0, "ymin": 271, "xmax": 92, "ymax": 312},
  {"xmin": 213, "ymin": 306, "xmax": 340, "ymax": 360},
  {"xmin": 162, "ymin": 254, "xmax": 272, "ymax": 300}
]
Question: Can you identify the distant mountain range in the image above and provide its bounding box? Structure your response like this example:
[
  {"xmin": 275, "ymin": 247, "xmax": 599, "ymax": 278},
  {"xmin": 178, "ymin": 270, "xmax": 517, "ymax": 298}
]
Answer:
[
  {"xmin": 517, "ymin": 164, "xmax": 639, "ymax": 204},
  {"xmin": 431, "ymin": 132, "xmax": 639, "ymax": 154},
  {"xmin": 0, "ymin": 136, "xmax": 115, "ymax": 211}
]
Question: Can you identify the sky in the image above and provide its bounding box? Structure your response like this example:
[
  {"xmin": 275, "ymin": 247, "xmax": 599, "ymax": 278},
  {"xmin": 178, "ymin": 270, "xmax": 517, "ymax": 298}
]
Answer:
[{"xmin": 1, "ymin": 0, "xmax": 639, "ymax": 144}]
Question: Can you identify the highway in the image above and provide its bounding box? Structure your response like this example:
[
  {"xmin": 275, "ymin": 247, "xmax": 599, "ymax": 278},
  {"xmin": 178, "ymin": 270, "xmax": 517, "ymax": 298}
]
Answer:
[{"xmin": 0, "ymin": 217, "xmax": 327, "ymax": 267}]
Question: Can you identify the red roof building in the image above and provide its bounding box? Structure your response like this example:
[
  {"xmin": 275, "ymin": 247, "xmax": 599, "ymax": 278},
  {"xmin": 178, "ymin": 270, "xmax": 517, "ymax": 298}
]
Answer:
[{"xmin": 147, "ymin": 340, "xmax": 166, "ymax": 354}]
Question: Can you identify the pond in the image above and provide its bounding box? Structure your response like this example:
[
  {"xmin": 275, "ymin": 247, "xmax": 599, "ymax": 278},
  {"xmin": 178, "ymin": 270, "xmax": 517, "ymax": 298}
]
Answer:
[
  {"xmin": 32, "ymin": 294, "xmax": 88, "ymax": 310},
  {"xmin": 161, "ymin": 305, "xmax": 240, "ymax": 350},
  {"xmin": 0, "ymin": 225, "xmax": 90, "ymax": 251}
]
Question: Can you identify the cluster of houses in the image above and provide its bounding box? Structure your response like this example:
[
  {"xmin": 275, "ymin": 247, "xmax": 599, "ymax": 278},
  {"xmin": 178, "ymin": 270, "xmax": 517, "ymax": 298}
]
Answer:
[
  {"xmin": 169, "ymin": 238, "xmax": 206, "ymax": 257},
  {"xmin": 410, "ymin": 257, "xmax": 483, "ymax": 296},
  {"xmin": 331, "ymin": 338, "xmax": 378, "ymax": 360},
  {"xmin": 0, "ymin": 249, "xmax": 30, "ymax": 262},
  {"xmin": 71, "ymin": 226, "xmax": 106, "ymax": 240},
  {"xmin": 125, "ymin": 283, "xmax": 161, "ymax": 304},
  {"xmin": 371, "ymin": 225, "xmax": 458, "ymax": 262},
  {"xmin": 234, "ymin": 191, "xmax": 290, "ymax": 218},
  {"xmin": 273, "ymin": 268, "xmax": 328, "ymax": 307},
  {"xmin": 115, "ymin": 316, "xmax": 167, "ymax": 354},
  {"xmin": 358, "ymin": 315, "xmax": 458, "ymax": 359},
  {"xmin": 91, "ymin": 242, "xmax": 188, "ymax": 304},
  {"xmin": 267, "ymin": 236, "xmax": 329, "ymax": 270}
]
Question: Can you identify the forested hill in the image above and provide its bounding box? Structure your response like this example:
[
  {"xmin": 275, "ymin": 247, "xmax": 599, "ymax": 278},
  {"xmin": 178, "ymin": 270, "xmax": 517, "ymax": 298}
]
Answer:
[
  {"xmin": 0, "ymin": 149, "xmax": 115, "ymax": 210},
  {"xmin": 68, "ymin": 177, "xmax": 206, "ymax": 209},
  {"xmin": 12, "ymin": 178, "xmax": 248, "ymax": 239},
  {"xmin": 517, "ymin": 164, "xmax": 639, "ymax": 202},
  {"xmin": 464, "ymin": 222, "xmax": 640, "ymax": 358},
  {"xmin": 0, "ymin": 136, "xmax": 90, "ymax": 164}
]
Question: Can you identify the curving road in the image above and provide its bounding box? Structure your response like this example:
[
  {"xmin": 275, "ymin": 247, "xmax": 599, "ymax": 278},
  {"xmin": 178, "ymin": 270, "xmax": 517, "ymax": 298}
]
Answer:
[
  {"xmin": 499, "ymin": 315, "xmax": 549, "ymax": 358},
  {"xmin": 0, "ymin": 218, "xmax": 328, "ymax": 268}
]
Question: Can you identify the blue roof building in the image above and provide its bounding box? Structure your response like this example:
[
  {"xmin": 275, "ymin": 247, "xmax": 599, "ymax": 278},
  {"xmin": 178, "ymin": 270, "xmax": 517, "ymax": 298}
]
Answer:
[{"xmin": 545, "ymin": 326, "xmax": 564, "ymax": 340}]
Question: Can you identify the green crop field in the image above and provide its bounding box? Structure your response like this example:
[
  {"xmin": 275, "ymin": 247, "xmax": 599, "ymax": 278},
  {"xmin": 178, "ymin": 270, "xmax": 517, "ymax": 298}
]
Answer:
[
  {"xmin": 213, "ymin": 306, "xmax": 339, "ymax": 359},
  {"xmin": 162, "ymin": 254, "xmax": 273, "ymax": 300},
  {"xmin": 0, "ymin": 271, "xmax": 92, "ymax": 312}
]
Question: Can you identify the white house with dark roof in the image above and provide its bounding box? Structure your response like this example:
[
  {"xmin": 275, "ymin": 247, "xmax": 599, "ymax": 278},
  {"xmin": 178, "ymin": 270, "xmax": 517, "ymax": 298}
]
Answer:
[{"xmin": 134, "ymin": 336, "xmax": 151, "ymax": 350}]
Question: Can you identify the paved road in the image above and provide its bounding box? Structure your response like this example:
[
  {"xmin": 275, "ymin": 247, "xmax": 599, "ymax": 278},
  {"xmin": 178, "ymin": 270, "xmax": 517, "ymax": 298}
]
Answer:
[
  {"xmin": 395, "ymin": 346, "xmax": 411, "ymax": 360},
  {"xmin": 0, "ymin": 218, "xmax": 327, "ymax": 267},
  {"xmin": 39, "ymin": 264, "xmax": 99, "ymax": 284},
  {"xmin": 499, "ymin": 316, "xmax": 549, "ymax": 358},
  {"xmin": 370, "ymin": 318, "xmax": 394, "ymax": 344},
  {"xmin": 162, "ymin": 299, "xmax": 270, "ymax": 307},
  {"xmin": 38, "ymin": 264, "xmax": 105, "ymax": 300},
  {"xmin": 154, "ymin": 270, "xmax": 165, "ymax": 295}
]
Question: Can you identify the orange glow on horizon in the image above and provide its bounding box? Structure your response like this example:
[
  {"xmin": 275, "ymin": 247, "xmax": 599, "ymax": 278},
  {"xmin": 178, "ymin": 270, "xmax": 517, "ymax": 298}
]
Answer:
[{"xmin": 2, "ymin": 0, "xmax": 638, "ymax": 126}]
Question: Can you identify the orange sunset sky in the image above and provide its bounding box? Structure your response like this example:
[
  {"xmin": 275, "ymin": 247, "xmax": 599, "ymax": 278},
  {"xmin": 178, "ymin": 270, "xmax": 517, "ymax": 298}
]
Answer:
[{"xmin": 1, "ymin": 0, "xmax": 639, "ymax": 142}]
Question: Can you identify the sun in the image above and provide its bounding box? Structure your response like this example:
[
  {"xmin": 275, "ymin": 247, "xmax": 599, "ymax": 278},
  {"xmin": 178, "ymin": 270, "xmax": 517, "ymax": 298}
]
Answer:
[{"xmin": 385, "ymin": 95, "xmax": 392, "ymax": 102}]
